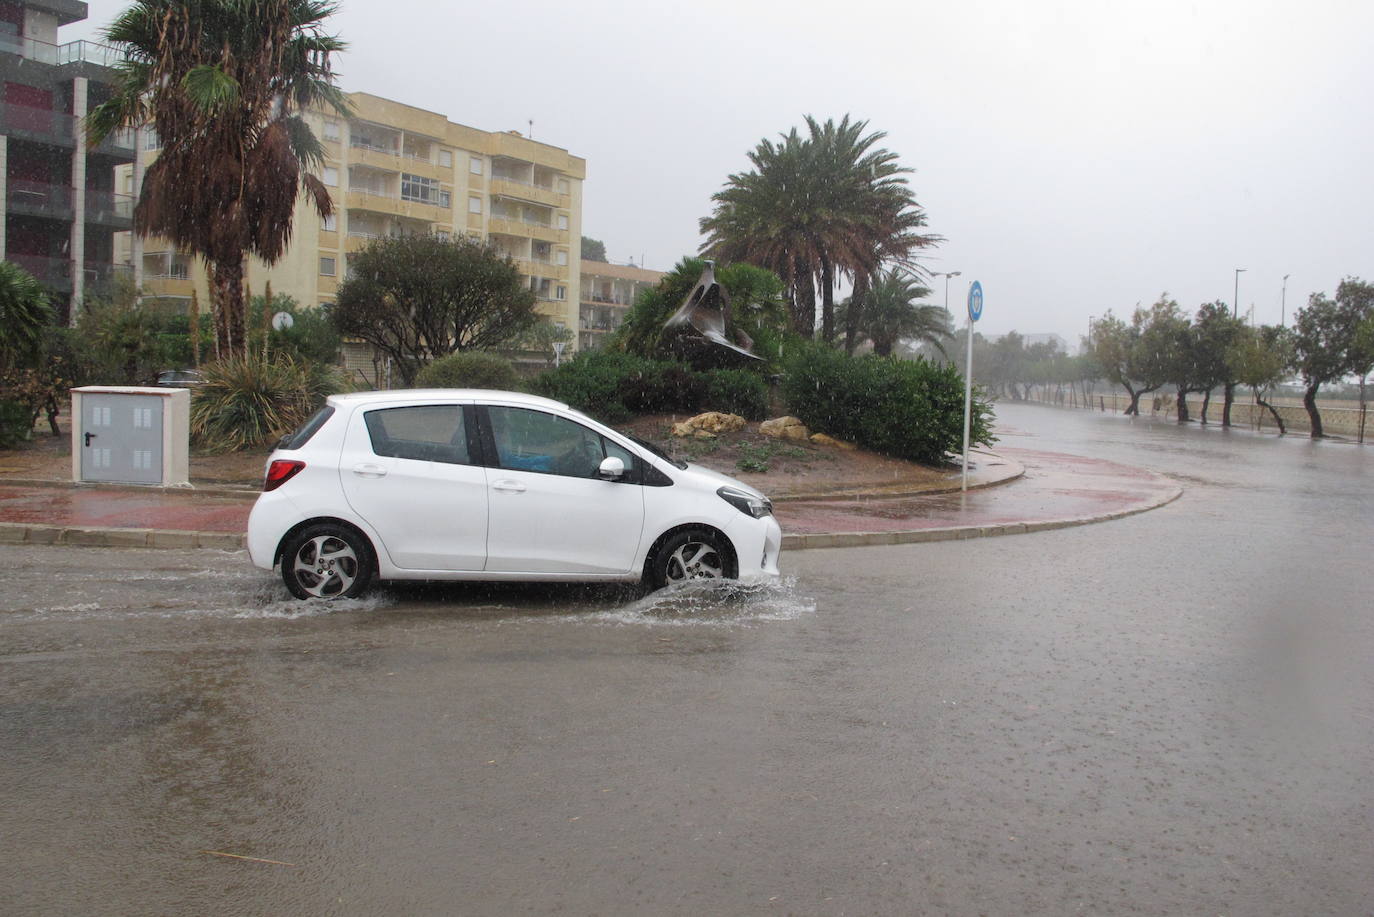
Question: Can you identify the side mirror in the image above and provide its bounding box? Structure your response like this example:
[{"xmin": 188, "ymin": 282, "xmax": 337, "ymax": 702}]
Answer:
[{"xmin": 597, "ymin": 456, "xmax": 625, "ymax": 480}]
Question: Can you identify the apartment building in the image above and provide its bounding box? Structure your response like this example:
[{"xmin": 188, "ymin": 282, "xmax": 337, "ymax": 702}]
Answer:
[
  {"xmin": 1, "ymin": 0, "xmax": 135, "ymax": 322},
  {"xmin": 126, "ymin": 92, "xmax": 586, "ymax": 348},
  {"xmin": 578, "ymin": 259, "xmax": 664, "ymax": 351}
]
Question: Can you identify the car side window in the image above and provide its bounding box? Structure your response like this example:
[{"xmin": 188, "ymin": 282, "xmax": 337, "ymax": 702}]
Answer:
[
  {"xmin": 364, "ymin": 405, "xmax": 471, "ymax": 465},
  {"xmin": 487, "ymin": 407, "xmax": 617, "ymax": 478}
]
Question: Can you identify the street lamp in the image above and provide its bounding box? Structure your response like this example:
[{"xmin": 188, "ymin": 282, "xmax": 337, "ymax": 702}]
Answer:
[
  {"xmin": 1281, "ymin": 273, "xmax": 1290, "ymax": 327},
  {"xmin": 932, "ymin": 270, "xmax": 962, "ymax": 313},
  {"xmin": 1234, "ymin": 268, "xmax": 1247, "ymax": 319}
]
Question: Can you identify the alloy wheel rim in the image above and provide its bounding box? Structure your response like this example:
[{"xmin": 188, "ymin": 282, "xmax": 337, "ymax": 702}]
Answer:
[
  {"xmin": 293, "ymin": 535, "xmax": 358, "ymax": 598},
  {"xmin": 665, "ymin": 541, "xmax": 723, "ymax": 583}
]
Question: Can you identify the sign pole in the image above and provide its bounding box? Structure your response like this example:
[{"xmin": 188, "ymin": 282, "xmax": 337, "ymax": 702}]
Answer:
[{"xmin": 962, "ymin": 281, "xmax": 983, "ymax": 492}]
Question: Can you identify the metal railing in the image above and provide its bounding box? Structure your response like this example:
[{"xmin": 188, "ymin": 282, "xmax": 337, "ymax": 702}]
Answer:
[
  {"xmin": 5, "ymin": 179, "xmax": 72, "ymax": 210},
  {"xmin": 84, "ymin": 187, "xmax": 135, "ymax": 219},
  {"xmin": 5, "ymin": 254, "xmax": 71, "ymax": 286},
  {"xmin": 0, "ymin": 101, "xmax": 74, "ymax": 140},
  {"xmin": 491, "ymin": 173, "xmax": 556, "ymax": 192},
  {"xmin": 350, "ymin": 138, "xmax": 399, "ymax": 156},
  {"xmin": 0, "ymin": 34, "xmax": 124, "ymax": 67}
]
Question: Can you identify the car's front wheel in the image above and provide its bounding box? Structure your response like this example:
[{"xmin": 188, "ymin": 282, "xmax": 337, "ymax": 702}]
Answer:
[
  {"xmin": 650, "ymin": 528, "xmax": 736, "ymax": 589},
  {"xmin": 281, "ymin": 524, "xmax": 374, "ymax": 600}
]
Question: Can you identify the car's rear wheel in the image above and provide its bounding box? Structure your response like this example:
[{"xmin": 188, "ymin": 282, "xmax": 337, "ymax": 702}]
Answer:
[
  {"xmin": 281, "ymin": 524, "xmax": 374, "ymax": 600},
  {"xmin": 650, "ymin": 528, "xmax": 735, "ymax": 589}
]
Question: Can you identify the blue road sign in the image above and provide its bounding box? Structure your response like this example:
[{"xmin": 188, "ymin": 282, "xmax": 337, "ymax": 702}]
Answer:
[{"xmin": 968, "ymin": 281, "xmax": 984, "ymax": 322}]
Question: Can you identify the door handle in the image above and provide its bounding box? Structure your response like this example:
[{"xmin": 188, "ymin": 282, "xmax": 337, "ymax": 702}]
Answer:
[
  {"xmin": 85, "ymin": 432, "xmax": 97, "ymax": 447},
  {"xmin": 492, "ymin": 480, "xmax": 526, "ymax": 494},
  {"xmin": 352, "ymin": 463, "xmax": 388, "ymax": 478}
]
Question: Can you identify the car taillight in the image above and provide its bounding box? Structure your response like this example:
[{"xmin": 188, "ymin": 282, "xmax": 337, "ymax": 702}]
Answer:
[{"xmin": 264, "ymin": 459, "xmax": 305, "ymax": 492}]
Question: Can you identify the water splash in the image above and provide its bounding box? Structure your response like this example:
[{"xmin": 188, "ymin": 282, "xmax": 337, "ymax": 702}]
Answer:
[{"xmin": 584, "ymin": 577, "xmax": 816, "ymax": 627}]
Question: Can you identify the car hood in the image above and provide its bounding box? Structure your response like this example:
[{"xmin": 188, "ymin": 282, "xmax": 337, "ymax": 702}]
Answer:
[{"xmin": 676, "ymin": 462, "xmax": 769, "ymax": 500}]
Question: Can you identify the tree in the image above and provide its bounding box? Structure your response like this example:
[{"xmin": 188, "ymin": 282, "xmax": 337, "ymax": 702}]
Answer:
[
  {"xmin": 1091, "ymin": 302, "xmax": 1175, "ymax": 415},
  {"xmin": 0, "ymin": 261, "xmax": 53, "ymax": 370},
  {"xmin": 581, "ymin": 236, "xmax": 608, "ymax": 263},
  {"xmin": 1292, "ymin": 279, "xmax": 1373, "ymax": 438},
  {"xmin": 1228, "ymin": 324, "xmax": 1294, "ymax": 434},
  {"xmin": 1189, "ymin": 301, "xmax": 1244, "ymax": 424},
  {"xmin": 1347, "ymin": 293, "xmax": 1374, "ymax": 443},
  {"xmin": 838, "ymin": 268, "xmax": 950, "ymax": 358},
  {"xmin": 332, "ymin": 235, "xmax": 539, "ymax": 386},
  {"xmin": 87, "ymin": 0, "xmax": 348, "ymax": 358},
  {"xmin": 699, "ymin": 114, "xmax": 939, "ymax": 342}
]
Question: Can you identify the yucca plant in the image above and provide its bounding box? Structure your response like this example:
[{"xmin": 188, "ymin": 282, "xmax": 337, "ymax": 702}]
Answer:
[{"xmin": 190, "ymin": 353, "xmax": 341, "ymax": 451}]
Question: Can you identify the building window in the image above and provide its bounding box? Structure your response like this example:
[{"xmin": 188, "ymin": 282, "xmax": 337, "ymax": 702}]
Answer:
[
  {"xmin": 322, "ymin": 166, "xmax": 338, "ymax": 186},
  {"xmin": 142, "ymin": 126, "xmax": 161, "ymax": 150},
  {"xmin": 319, "ymin": 256, "xmax": 336, "ymax": 276},
  {"xmin": 555, "ymin": 285, "xmax": 567, "ymax": 301},
  {"xmin": 556, "ymin": 250, "xmax": 568, "ymax": 266},
  {"xmin": 468, "ymin": 196, "xmax": 482, "ymax": 214},
  {"xmin": 557, "ymin": 214, "xmax": 569, "ymax": 231},
  {"xmin": 439, "ymin": 149, "xmax": 453, "ymax": 168},
  {"xmin": 470, "ymin": 157, "xmax": 483, "ymax": 175},
  {"xmin": 401, "ymin": 173, "xmax": 446, "ymax": 206},
  {"xmin": 557, "ymin": 178, "xmax": 569, "ymax": 194},
  {"xmin": 321, "ymin": 213, "xmax": 337, "ymax": 231},
  {"xmin": 436, "ymin": 230, "xmax": 450, "ymax": 242},
  {"xmin": 322, "ymin": 120, "xmax": 340, "ymax": 141}
]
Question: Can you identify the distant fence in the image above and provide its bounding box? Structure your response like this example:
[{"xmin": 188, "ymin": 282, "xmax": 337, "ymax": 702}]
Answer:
[{"xmin": 1014, "ymin": 388, "xmax": 1370, "ymax": 439}]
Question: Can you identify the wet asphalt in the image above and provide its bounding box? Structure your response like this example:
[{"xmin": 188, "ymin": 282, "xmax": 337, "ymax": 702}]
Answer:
[{"xmin": 2, "ymin": 402, "xmax": 1371, "ymax": 916}]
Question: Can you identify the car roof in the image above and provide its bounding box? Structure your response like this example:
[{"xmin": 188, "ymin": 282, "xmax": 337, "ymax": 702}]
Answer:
[{"xmin": 327, "ymin": 388, "xmax": 571, "ymax": 412}]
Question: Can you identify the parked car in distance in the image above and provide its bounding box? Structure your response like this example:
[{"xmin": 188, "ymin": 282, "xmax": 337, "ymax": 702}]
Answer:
[
  {"xmin": 247, "ymin": 389, "xmax": 783, "ymax": 599},
  {"xmin": 155, "ymin": 369, "xmax": 205, "ymax": 388}
]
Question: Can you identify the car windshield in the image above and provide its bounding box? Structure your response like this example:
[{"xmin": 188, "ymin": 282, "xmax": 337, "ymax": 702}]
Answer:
[{"xmin": 626, "ymin": 433, "xmax": 687, "ymax": 470}]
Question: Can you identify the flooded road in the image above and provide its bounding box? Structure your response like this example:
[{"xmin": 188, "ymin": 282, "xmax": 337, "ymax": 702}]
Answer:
[{"xmin": 4, "ymin": 403, "xmax": 1372, "ymax": 915}]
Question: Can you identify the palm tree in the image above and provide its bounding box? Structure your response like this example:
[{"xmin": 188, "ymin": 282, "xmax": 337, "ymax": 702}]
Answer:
[
  {"xmin": 86, "ymin": 0, "xmax": 348, "ymax": 358},
  {"xmin": 701, "ymin": 115, "xmax": 940, "ymax": 344},
  {"xmin": 841, "ymin": 267, "xmax": 951, "ymax": 358},
  {"xmin": 0, "ymin": 260, "xmax": 54, "ymax": 370}
]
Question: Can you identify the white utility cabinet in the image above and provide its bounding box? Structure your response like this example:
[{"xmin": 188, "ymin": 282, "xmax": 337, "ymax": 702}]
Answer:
[{"xmin": 71, "ymin": 386, "xmax": 191, "ymax": 486}]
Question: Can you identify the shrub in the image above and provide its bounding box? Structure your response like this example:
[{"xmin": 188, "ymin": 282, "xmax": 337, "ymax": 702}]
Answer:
[
  {"xmin": 190, "ymin": 354, "xmax": 344, "ymax": 451},
  {"xmin": 704, "ymin": 369, "xmax": 768, "ymax": 420},
  {"xmin": 0, "ymin": 398, "xmax": 31, "ymax": 448},
  {"xmin": 781, "ymin": 342, "xmax": 995, "ymax": 465},
  {"xmin": 416, "ymin": 351, "xmax": 521, "ymax": 390},
  {"xmin": 534, "ymin": 350, "xmax": 775, "ymax": 424}
]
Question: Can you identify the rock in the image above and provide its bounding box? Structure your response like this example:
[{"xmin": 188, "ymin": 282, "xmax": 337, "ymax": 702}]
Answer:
[
  {"xmin": 809, "ymin": 433, "xmax": 856, "ymax": 450},
  {"xmin": 671, "ymin": 412, "xmax": 746, "ymax": 437},
  {"xmin": 760, "ymin": 416, "xmax": 810, "ymax": 442}
]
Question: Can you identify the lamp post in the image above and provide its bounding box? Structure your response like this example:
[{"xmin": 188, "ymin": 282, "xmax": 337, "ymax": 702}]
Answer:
[
  {"xmin": 1281, "ymin": 274, "xmax": 1290, "ymax": 327},
  {"xmin": 932, "ymin": 270, "xmax": 961, "ymax": 363},
  {"xmin": 1234, "ymin": 268, "xmax": 1247, "ymax": 319}
]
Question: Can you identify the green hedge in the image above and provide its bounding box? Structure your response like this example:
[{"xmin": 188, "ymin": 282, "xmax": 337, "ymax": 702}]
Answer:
[
  {"xmin": 532, "ymin": 350, "xmax": 768, "ymax": 423},
  {"xmin": 0, "ymin": 398, "xmax": 31, "ymax": 448},
  {"xmin": 781, "ymin": 342, "xmax": 995, "ymax": 465},
  {"xmin": 416, "ymin": 351, "xmax": 520, "ymax": 390}
]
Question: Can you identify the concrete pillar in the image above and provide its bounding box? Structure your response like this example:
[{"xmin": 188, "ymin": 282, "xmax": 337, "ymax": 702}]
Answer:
[
  {"xmin": 131, "ymin": 126, "xmax": 144, "ymax": 292},
  {"xmin": 69, "ymin": 76, "xmax": 88, "ymax": 324},
  {"xmin": 0, "ymin": 134, "xmax": 7, "ymax": 258}
]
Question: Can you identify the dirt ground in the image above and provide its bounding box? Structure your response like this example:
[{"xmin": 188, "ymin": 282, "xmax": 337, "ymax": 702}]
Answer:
[{"xmin": 1, "ymin": 413, "xmax": 958, "ymax": 498}]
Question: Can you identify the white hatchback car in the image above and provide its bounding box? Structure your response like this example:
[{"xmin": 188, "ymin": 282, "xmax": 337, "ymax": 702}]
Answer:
[{"xmin": 248, "ymin": 390, "xmax": 783, "ymax": 599}]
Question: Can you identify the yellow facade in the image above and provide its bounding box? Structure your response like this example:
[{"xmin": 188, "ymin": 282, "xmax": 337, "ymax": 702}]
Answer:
[
  {"xmin": 118, "ymin": 91, "xmax": 586, "ymax": 346},
  {"xmin": 578, "ymin": 260, "xmax": 665, "ymax": 352}
]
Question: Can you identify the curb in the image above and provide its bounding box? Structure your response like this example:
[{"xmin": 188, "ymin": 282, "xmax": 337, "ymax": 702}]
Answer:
[
  {"xmin": 0, "ymin": 478, "xmax": 259, "ymax": 499},
  {"xmin": 779, "ymin": 482, "xmax": 1182, "ymax": 551},
  {"xmin": 767, "ymin": 451, "xmax": 1024, "ymax": 503},
  {"xmin": 0, "ymin": 522, "xmax": 246, "ymax": 550}
]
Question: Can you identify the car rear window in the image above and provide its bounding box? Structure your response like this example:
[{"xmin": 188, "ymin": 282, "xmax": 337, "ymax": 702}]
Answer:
[
  {"xmin": 277, "ymin": 405, "xmax": 335, "ymax": 450},
  {"xmin": 364, "ymin": 405, "xmax": 472, "ymax": 465}
]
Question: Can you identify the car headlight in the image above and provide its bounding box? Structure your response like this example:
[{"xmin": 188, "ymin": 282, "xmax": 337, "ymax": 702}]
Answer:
[{"xmin": 717, "ymin": 486, "xmax": 773, "ymax": 519}]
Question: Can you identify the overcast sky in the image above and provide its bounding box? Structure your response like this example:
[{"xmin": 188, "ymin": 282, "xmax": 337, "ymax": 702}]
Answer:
[{"xmin": 66, "ymin": 0, "xmax": 1373, "ymax": 344}]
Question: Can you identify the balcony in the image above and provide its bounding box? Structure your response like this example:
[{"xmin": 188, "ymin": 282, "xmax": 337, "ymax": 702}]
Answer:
[
  {"xmin": 84, "ymin": 262, "xmax": 133, "ymax": 289},
  {"xmin": 5, "ymin": 179, "xmax": 73, "ymax": 217},
  {"xmin": 84, "ymin": 188, "xmax": 135, "ymax": 227},
  {"xmin": 489, "ymin": 175, "xmax": 560, "ymax": 208},
  {"xmin": 0, "ymin": 101, "xmax": 75, "ymax": 146},
  {"xmin": 5, "ymin": 254, "xmax": 71, "ymax": 291},
  {"xmin": 0, "ymin": 34, "xmax": 123, "ymax": 68}
]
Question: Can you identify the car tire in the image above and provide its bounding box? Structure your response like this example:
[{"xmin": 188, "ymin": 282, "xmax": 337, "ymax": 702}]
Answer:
[
  {"xmin": 650, "ymin": 528, "xmax": 736, "ymax": 590},
  {"xmin": 281, "ymin": 523, "xmax": 374, "ymax": 600}
]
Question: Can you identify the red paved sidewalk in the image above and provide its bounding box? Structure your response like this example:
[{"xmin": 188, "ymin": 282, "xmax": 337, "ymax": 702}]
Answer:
[{"xmin": 0, "ymin": 446, "xmax": 1179, "ymax": 551}]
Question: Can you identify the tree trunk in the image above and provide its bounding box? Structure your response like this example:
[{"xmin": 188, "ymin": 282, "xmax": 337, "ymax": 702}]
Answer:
[
  {"xmin": 1176, "ymin": 389, "xmax": 1190, "ymax": 422},
  {"xmin": 211, "ymin": 255, "xmax": 247, "ymax": 359},
  {"xmin": 1303, "ymin": 382, "xmax": 1324, "ymax": 438},
  {"xmin": 1124, "ymin": 384, "xmax": 1141, "ymax": 415},
  {"xmin": 791, "ymin": 256, "xmax": 815, "ymax": 338},
  {"xmin": 845, "ymin": 272, "xmax": 868, "ymax": 355},
  {"xmin": 1256, "ymin": 394, "xmax": 1286, "ymax": 435},
  {"xmin": 1360, "ymin": 376, "xmax": 1368, "ymax": 444},
  {"xmin": 1199, "ymin": 388, "xmax": 1212, "ymax": 424},
  {"xmin": 1221, "ymin": 382, "xmax": 1236, "ymax": 427},
  {"xmin": 819, "ymin": 255, "xmax": 835, "ymax": 344}
]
